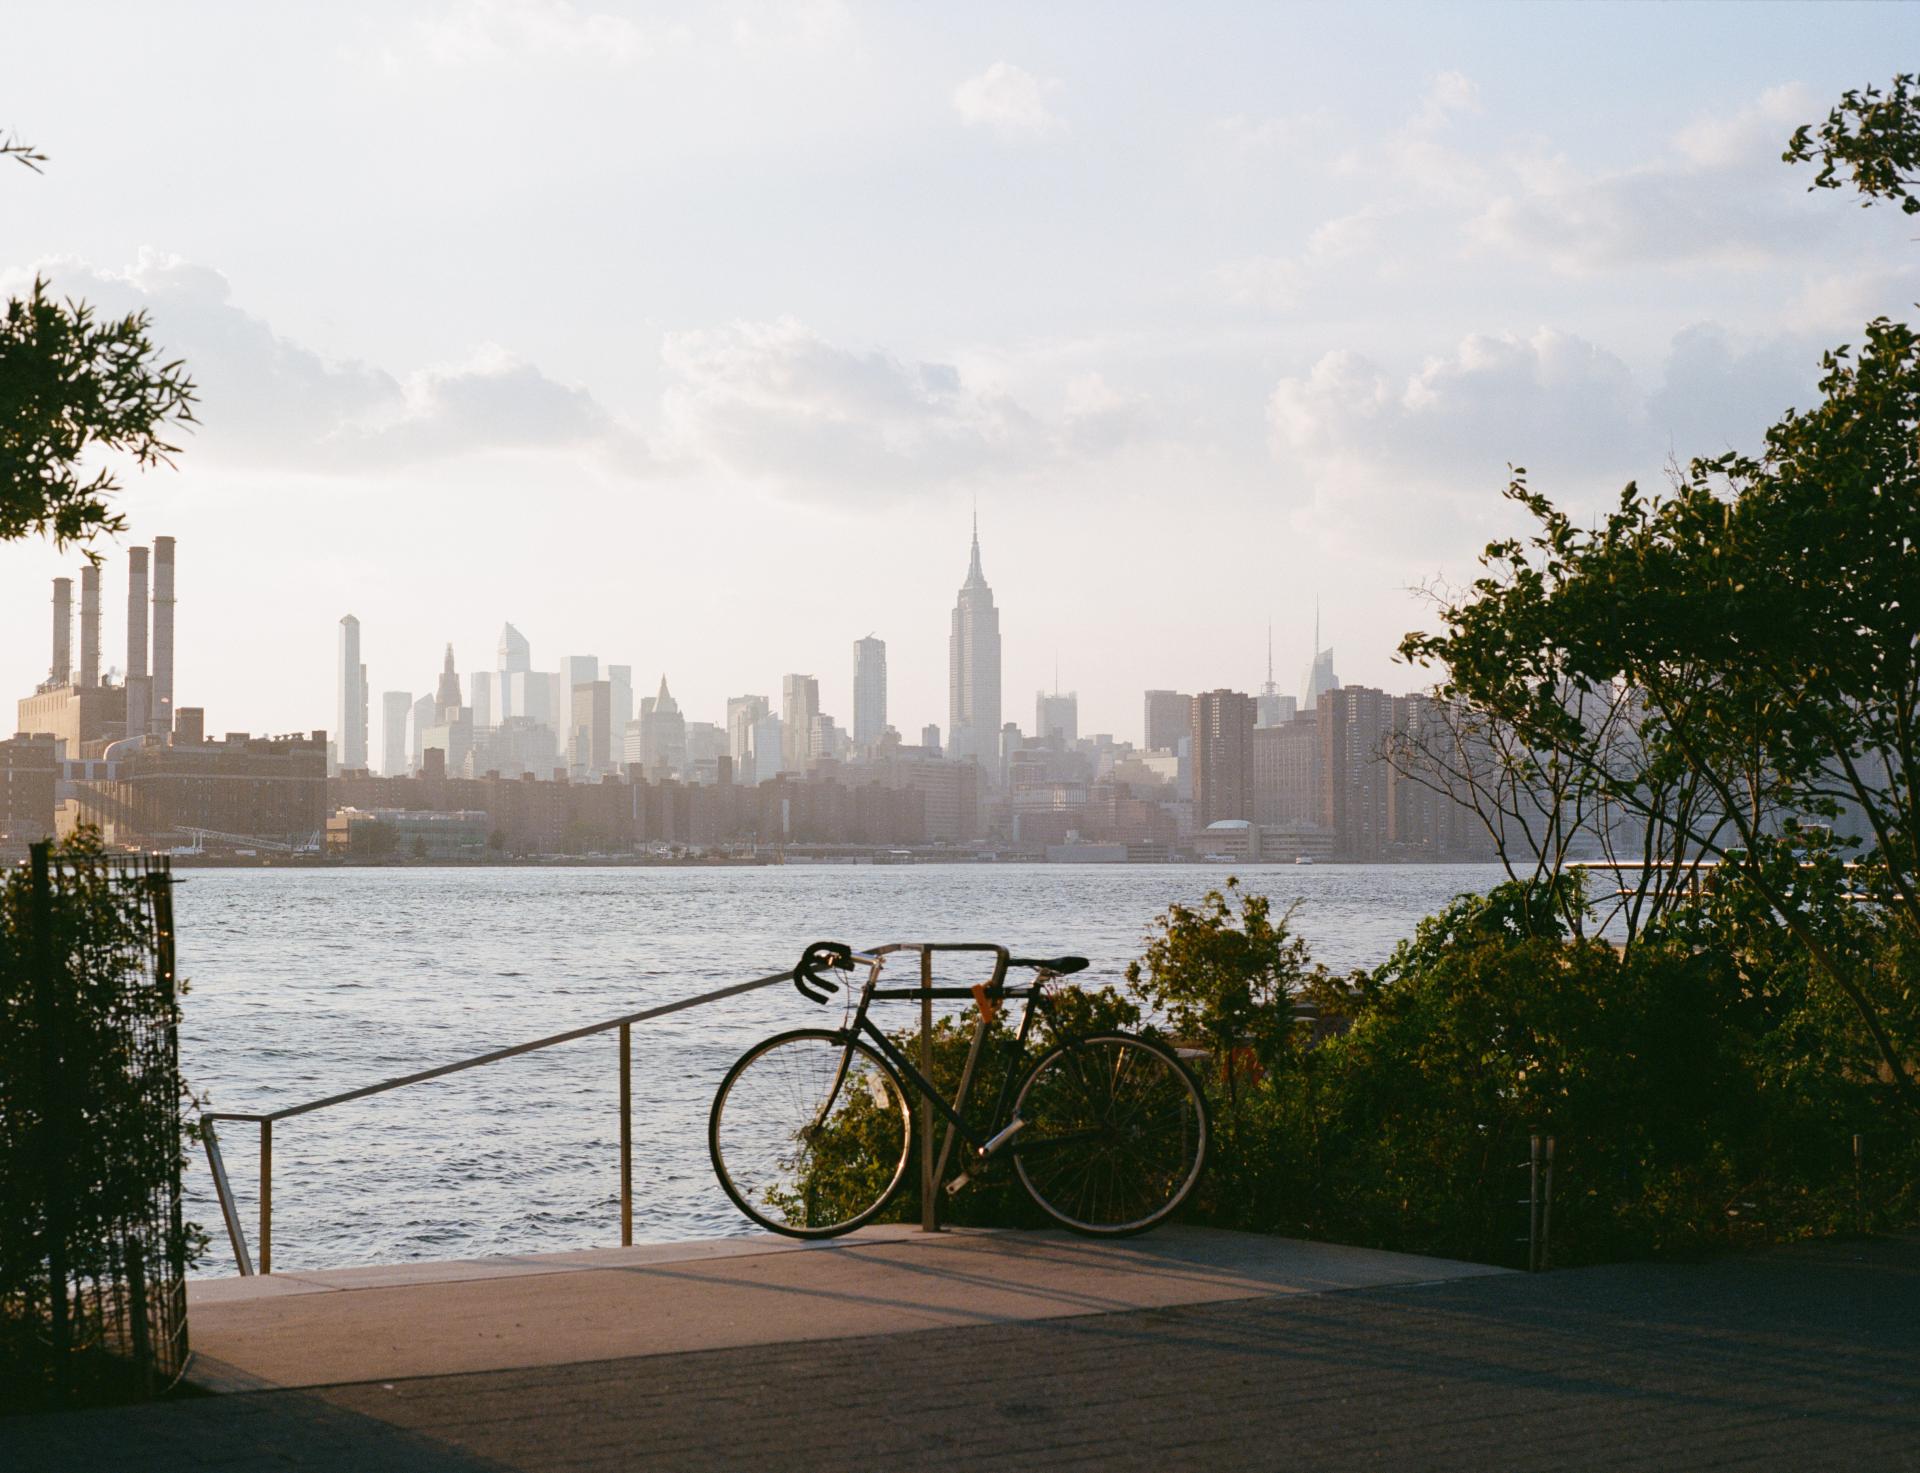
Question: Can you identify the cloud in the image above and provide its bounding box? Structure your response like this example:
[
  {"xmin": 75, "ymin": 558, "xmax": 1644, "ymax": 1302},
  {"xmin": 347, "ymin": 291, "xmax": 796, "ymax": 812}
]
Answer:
[
  {"xmin": 389, "ymin": 0, "xmax": 683, "ymax": 70},
  {"xmin": 953, "ymin": 62, "xmax": 1063, "ymax": 139},
  {"xmin": 1269, "ymin": 322, "xmax": 1831, "ymax": 558},
  {"xmin": 14, "ymin": 251, "xmax": 635, "ymax": 472},
  {"xmin": 657, "ymin": 317, "xmax": 1044, "ymax": 493},
  {"xmin": 656, "ymin": 318, "xmax": 1152, "ymax": 499},
  {"xmin": 1469, "ymin": 84, "xmax": 1825, "ymax": 273}
]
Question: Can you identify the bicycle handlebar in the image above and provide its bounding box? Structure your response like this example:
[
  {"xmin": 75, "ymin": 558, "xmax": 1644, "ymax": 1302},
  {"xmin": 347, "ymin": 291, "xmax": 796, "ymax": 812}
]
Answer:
[{"xmin": 793, "ymin": 940, "xmax": 854, "ymax": 1004}]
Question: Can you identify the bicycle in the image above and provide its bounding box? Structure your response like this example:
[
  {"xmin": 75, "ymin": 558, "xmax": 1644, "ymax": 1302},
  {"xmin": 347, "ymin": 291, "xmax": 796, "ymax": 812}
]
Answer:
[{"xmin": 708, "ymin": 940, "xmax": 1210, "ymax": 1239}]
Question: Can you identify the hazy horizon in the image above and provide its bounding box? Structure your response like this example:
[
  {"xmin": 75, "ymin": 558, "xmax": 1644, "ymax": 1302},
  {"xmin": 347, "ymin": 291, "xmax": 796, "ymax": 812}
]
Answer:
[{"xmin": 4, "ymin": 1, "xmax": 1915, "ymax": 747}]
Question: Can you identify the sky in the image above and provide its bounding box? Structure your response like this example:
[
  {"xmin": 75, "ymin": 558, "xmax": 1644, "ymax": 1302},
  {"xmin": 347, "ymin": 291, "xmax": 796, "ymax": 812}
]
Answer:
[{"xmin": 3, "ymin": 1, "xmax": 1916, "ymax": 751}]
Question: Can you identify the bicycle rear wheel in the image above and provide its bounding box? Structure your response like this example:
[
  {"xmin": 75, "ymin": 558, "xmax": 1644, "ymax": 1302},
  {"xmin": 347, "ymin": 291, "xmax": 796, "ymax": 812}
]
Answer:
[
  {"xmin": 1011, "ymin": 1032, "xmax": 1208, "ymax": 1236},
  {"xmin": 709, "ymin": 1028, "xmax": 913, "ymax": 1239}
]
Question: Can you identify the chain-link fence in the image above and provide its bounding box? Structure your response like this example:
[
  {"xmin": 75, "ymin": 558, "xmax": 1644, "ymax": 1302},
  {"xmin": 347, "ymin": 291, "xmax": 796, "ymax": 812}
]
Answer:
[{"xmin": 1, "ymin": 841, "xmax": 194, "ymax": 1411}]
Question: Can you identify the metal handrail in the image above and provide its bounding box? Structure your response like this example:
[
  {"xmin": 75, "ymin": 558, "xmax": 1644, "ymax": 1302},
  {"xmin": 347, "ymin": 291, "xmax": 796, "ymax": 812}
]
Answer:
[{"xmin": 200, "ymin": 967, "xmax": 792, "ymax": 1276}]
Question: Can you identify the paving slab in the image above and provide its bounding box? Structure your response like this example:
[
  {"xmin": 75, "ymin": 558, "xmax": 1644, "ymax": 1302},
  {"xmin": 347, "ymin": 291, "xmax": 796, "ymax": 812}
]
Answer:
[{"xmin": 184, "ymin": 1226, "xmax": 1505, "ymax": 1391}]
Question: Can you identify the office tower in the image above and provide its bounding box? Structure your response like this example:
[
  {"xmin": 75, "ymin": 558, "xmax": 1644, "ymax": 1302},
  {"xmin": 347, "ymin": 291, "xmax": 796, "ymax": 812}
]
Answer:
[
  {"xmin": 1256, "ymin": 623, "xmax": 1297, "ymax": 728},
  {"xmin": 336, "ymin": 615, "xmax": 369, "ymax": 773},
  {"xmin": 498, "ymin": 623, "xmax": 531, "ymax": 673},
  {"xmin": 749, "ymin": 710, "xmax": 784, "ymax": 787},
  {"xmin": 948, "ymin": 513, "xmax": 1002, "ymax": 768},
  {"xmin": 382, "ymin": 691, "xmax": 412, "ymax": 776},
  {"xmin": 727, "ymin": 695, "xmax": 770, "ymax": 779},
  {"xmin": 435, "ymin": 645, "xmax": 463, "ymax": 717},
  {"xmin": 562, "ymin": 655, "xmax": 598, "ymax": 712},
  {"xmin": 472, "ymin": 671, "xmax": 495, "ymax": 731},
  {"xmin": 781, "ymin": 673, "xmax": 819, "ymax": 773},
  {"xmin": 1192, "ymin": 689, "xmax": 1256, "ymax": 827},
  {"xmin": 1144, "ymin": 690, "xmax": 1190, "ymax": 753},
  {"xmin": 639, "ymin": 676, "xmax": 686, "ymax": 778},
  {"xmin": 922, "ymin": 723, "xmax": 941, "ymax": 755},
  {"xmin": 1036, "ymin": 690, "xmax": 1078, "ymax": 746},
  {"xmin": 853, "ymin": 636, "xmax": 887, "ymax": 751},
  {"xmin": 570, "ymin": 679, "xmax": 612, "ymax": 778},
  {"xmin": 50, "ymin": 577, "xmax": 71, "ymax": 686},
  {"xmin": 1300, "ymin": 602, "xmax": 1338, "ymax": 712},
  {"xmin": 410, "ymin": 692, "xmax": 437, "ymax": 772},
  {"xmin": 78, "ymin": 564, "xmax": 100, "ymax": 688},
  {"xmin": 1253, "ymin": 712, "xmax": 1320, "ymax": 826},
  {"xmin": 150, "ymin": 536, "xmax": 175, "ymax": 738},
  {"xmin": 607, "ymin": 665, "xmax": 633, "ymax": 740}
]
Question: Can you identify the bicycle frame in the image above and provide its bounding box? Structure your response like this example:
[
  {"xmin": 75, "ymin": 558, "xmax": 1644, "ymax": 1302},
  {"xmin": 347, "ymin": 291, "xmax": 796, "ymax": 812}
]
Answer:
[{"xmin": 826, "ymin": 942, "xmax": 1053, "ymax": 1182}]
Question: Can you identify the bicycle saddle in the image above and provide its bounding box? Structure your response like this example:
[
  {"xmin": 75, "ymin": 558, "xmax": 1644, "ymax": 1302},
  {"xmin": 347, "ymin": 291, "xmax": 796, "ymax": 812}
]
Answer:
[{"xmin": 1010, "ymin": 955, "xmax": 1089, "ymax": 975}]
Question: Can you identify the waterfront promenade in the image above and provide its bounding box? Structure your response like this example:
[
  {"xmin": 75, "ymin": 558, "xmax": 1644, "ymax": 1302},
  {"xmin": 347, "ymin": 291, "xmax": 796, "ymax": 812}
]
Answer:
[{"xmin": 4, "ymin": 1227, "xmax": 1916, "ymax": 1470}]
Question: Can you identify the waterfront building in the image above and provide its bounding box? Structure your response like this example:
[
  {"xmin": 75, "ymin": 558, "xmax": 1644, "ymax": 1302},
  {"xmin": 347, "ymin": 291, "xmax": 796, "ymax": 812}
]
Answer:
[
  {"xmin": 947, "ymin": 515, "xmax": 1002, "ymax": 769},
  {"xmin": 1036, "ymin": 690, "xmax": 1078, "ymax": 746},
  {"xmin": 72, "ymin": 728, "xmax": 328, "ymax": 848},
  {"xmin": 1143, "ymin": 690, "xmax": 1190, "ymax": 753},
  {"xmin": 326, "ymin": 807, "xmax": 491, "ymax": 860},
  {"xmin": 0, "ymin": 733, "xmax": 58, "ymax": 858},
  {"xmin": 1253, "ymin": 710, "xmax": 1322, "ymax": 826},
  {"xmin": 1192, "ymin": 689, "xmax": 1256, "ymax": 828},
  {"xmin": 853, "ymin": 636, "xmax": 887, "ymax": 751},
  {"xmin": 381, "ymin": 691, "xmax": 411, "ymax": 776},
  {"xmin": 1318, "ymin": 684, "xmax": 1392, "ymax": 858}
]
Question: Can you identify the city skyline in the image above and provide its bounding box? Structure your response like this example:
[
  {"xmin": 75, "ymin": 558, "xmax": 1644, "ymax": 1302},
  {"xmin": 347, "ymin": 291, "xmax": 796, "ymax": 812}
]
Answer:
[{"xmin": 3, "ymin": 5, "xmax": 1911, "ymax": 742}]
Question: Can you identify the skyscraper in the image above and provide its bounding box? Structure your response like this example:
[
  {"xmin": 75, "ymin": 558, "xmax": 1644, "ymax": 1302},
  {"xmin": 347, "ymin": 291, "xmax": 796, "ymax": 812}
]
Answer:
[
  {"xmin": 336, "ymin": 615, "xmax": 368, "ymax": 774},
  {"xmin": 640, "ymin": 676, "xmax": 686, "ymax": 778},
  {"xmin": 497, "ymin": 622, "xmax": 532, "ymax": 723},
  {"xmin": 728, "ymin": 694, "xmax": 771, "ymax": 780},
  {"xmin": 1144, "ymin": 690, "xmax": 1191, "ymax": 753},
  {"xmin": 1035, "ymin": 689, "xmax": 1078, "ymax": 746},
  {"xmin": 570, "ymin": 680, "xmax": 612, "ymax": 778},
  {"xmin": 948, "ymin": 514, "xmax": 1001, "ymax": 768},
  {"xmin": 1192, "ymin": 689, "xmax": 1256, "ymax": 827},
  {"xmin": 382, "ymin": 691, "xmax": 411, "ymax": 777},
  {"xmin": 782, "ymin": 673, "xmax": 819, "ymax": 773},
  {"xmin": 1301, "ymin": 602, "xmax": 1339, "ymax": 712},
  {"xmin": 853, "ymin": 636, "xmax": 887, "ymax": 751},
  {"xmin": 1256, "ymin": 622, "xmax": 1297, "ymax": 728}
]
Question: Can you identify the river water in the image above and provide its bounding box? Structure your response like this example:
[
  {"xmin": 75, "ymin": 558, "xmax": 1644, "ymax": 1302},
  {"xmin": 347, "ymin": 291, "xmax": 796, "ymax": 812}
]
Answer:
[{"xmin": 175, "ymin": 862, "xmax": 1502, "ymax": 1274}]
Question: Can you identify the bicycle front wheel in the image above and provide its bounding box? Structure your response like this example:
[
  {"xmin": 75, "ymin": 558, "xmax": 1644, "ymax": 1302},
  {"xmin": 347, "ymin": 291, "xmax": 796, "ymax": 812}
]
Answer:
[
  {"xmin": 709, "ymin": 1028, "xmax": 913, "ymax": 1239},
  {"xmin": 1012, "ymin": 1032, "xmax": 1209, "ymax": 1236}
]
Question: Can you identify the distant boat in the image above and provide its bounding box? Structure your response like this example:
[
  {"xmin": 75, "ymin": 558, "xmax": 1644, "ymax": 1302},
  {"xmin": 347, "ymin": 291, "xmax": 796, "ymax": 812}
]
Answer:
[{"xmin": 1294, "ymin": 856, "xmax": 1316, "ymax": 865}]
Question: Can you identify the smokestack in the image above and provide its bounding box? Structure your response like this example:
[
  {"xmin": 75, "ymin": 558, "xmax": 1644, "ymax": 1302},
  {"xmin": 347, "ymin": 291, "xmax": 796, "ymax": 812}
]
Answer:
[
  {"xmin": 127, "ymin": 546, "xmax": 149, "ymax": 680},
  {"xmin": 51, "ymin": 577, "xmax": 71, "ymax": 686},
  {"xmin": 79, "ymin": 564, "xmax": 101, "ymax": 688},
  {"xmin": 151, "ymin": 536, "xmax": 175, "ymax": 738}
]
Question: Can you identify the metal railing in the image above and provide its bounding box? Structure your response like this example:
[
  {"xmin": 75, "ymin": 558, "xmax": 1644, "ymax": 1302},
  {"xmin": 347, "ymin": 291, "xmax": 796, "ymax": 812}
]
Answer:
[{"xmin": 200, "ymin": 968, "xmax": 793, "ymax": 1275}]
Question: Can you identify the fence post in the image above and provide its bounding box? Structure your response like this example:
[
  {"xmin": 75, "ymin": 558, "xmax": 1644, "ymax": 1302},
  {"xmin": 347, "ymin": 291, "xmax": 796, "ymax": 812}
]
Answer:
[
  {"xmin": 259, "ymin": 1120, "xmax": 272, "ymax": 1275},
  {"xmin": 920, "ymin": 948, "xmax": 938, "ymax": 1232},
  {"xmin": 27, "ymin": 842, "xmax": 72, "ymax": 1390},
  {"xmin": 1526, "ymin": 1134, "xmax": 1541, "ymax": 1272},
  {"xmin": 619, "ymin": 1022, "xmax": 633, "ymax": 1247},
  {"xmin": 1540, "ymin": 1135, "xmax": 1556, "ymax": 1272}
]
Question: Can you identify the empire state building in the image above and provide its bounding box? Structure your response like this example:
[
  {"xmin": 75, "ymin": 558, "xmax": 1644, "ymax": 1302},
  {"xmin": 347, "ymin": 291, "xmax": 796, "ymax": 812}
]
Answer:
[{"xmin": 948, "ymin": 515, "xmax": 1002, "ymax": 768}]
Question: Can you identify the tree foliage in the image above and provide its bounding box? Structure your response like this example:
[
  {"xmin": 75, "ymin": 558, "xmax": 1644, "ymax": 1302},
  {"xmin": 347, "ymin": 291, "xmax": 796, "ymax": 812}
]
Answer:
[
  {"xmin": 1, "ymin": 134, "xmax": 196, "ymax": 549},
  {"xmin": 1785, "ymin": 72, "xmax": 1920, "ymax": 213}
]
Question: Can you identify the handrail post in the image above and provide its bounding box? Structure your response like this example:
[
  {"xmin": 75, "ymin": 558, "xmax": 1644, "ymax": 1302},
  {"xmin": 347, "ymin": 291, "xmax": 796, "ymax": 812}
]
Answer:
[
  {"xmin": 259, "ymin": 1119, "xmax": 273, "ymax": 1275},
  {"xmin": 920, "ymin": 948, "xmax": 938, "ymax": 1232},
  {"xmin": 202, "ymin": 1119, "xmax": 255, "ymax": 1276},
  {"xmin": 619, "ymin": 1022, "xmax": 633, "ymax": 1247}
]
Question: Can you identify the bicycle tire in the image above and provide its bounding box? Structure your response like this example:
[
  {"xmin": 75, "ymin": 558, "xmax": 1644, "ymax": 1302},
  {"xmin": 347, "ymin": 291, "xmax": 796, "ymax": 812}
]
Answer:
[
  {"xmin": 709, "ymin": 1028, "xmax": 914, "ymax": 1239},
  {"xmin": 1011, "ymin": 1031, "xmax": 1209, "ymax": 1236}
]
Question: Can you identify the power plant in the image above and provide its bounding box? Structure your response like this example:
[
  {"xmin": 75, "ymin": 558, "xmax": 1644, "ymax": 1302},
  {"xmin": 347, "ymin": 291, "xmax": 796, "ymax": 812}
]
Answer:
[{"xmin": 19, "ymin": 538, "xmax": 181, "ymax": 757}]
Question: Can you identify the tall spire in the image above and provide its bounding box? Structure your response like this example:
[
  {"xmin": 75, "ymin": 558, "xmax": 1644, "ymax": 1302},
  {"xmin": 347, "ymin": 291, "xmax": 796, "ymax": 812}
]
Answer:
[{"xmin": 964, "ymin": 505, "xmax": 986, "ymax": 587}]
